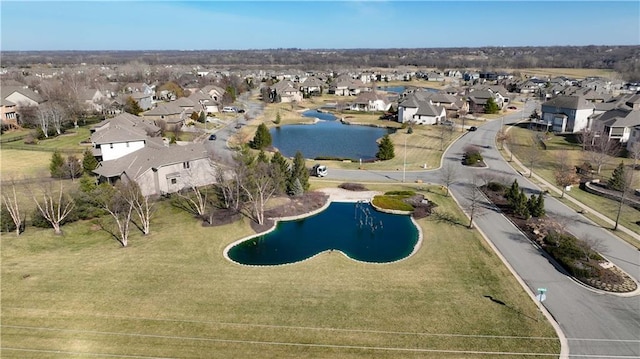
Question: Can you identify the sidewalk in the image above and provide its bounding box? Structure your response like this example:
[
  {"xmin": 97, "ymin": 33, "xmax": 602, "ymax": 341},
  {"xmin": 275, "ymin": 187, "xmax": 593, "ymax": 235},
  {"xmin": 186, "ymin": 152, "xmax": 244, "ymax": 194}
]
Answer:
[{"xmin": 502, "ymin": 145, "xmax": 640, "ymax": 243}]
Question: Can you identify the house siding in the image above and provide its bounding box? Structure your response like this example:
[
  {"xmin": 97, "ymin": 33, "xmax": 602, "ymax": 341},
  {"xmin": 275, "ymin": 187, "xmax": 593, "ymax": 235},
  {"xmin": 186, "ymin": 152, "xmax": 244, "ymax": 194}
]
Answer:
[
  {"xmin": 99, "ymin": 140, "xmax": 146, "ymax": 161},
  {"xmin": 137, "ymin": 158, "xmax": 215, "ymax": 197}
]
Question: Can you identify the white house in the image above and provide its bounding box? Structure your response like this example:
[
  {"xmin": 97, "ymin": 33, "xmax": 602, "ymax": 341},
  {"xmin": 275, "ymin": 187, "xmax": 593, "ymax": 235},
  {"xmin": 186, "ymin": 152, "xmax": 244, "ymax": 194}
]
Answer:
[
  {"xmin": 540, "ymin": 96, "xmax": 595, "ymax": 133},
  {"xmin": 349, "ymin": 91, "xmax": 391, "ymax": 112},
  {"xmin": 90, "ymin": 113, "xmax": 161, "ymax": 161},
  {"xmin": 398, "ymin": 91, "xmax": 449, "ymax": 125}
]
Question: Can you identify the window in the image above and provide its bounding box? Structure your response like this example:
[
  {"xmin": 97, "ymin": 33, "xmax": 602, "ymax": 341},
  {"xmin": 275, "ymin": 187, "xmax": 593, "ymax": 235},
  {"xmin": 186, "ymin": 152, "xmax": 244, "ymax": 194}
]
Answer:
[
  {"xmin": 126, "ymin": 142, "xmax": 129, "ymax": 147},
  {"xmin": 183, "ymin": 162, "xmax": 190, "ymax": 169},
  {"xmin": 171, "ymin": 178, "xmax": 177, "ymax": 184},
  {"xmin": 110, "ymin": 143, "xmax": 113, "ymax": 149}
]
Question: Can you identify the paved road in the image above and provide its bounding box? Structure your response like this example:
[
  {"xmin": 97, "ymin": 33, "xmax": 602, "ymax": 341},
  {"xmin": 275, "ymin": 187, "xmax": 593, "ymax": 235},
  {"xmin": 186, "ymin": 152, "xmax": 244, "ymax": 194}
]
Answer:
[{"xmin": 223, "ymin": 94, "xmax": 640, "ymax": 357}]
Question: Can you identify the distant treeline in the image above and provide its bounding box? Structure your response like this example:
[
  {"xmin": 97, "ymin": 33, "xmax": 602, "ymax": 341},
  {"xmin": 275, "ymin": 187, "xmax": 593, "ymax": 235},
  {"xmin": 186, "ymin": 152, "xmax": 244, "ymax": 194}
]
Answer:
[{"xmin": 2, "ymin": 46, "xmax": 639, "ymax": 81}]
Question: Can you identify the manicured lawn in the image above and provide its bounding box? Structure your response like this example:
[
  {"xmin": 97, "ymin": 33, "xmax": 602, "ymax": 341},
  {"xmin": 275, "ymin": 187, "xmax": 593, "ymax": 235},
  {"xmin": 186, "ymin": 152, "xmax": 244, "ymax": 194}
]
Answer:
[
  {"xmin": 506, "ymin": 125, "xmax": 640, "ymax": 236},
  {"xmin": 1, "ymin": 185, "xmax": 560, "ymax": 358},
  {"xmin": 1, "ymin": 149, "xmax": 52, "ymax": 180}
]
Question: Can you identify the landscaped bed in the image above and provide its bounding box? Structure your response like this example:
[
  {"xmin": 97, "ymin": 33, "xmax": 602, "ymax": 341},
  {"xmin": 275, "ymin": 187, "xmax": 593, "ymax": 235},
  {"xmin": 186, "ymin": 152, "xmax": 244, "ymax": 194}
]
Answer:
[{"xmin": 481, "ymin": 181, "xmax": 637, "ymax": 293}]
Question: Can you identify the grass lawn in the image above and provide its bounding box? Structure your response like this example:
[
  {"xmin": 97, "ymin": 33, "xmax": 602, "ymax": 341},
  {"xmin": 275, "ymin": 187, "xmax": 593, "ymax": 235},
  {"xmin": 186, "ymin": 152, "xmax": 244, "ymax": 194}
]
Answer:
[
  {"xmin": 506, "ymin": 124, "xmax": 640, "ymax": 237},
  {"xmin": 1, "ymin": 149, "xmax": 52, "ymax": 180},
  {"xmin": 1, "ymin": 184, "xmax": 560, "ymax": 358}
]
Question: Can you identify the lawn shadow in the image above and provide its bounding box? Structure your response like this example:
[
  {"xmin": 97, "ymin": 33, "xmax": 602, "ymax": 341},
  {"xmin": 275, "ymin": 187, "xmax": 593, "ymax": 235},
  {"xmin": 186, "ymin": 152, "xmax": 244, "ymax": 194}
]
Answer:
[{"xmin": 483, "ymin": 295, "xmax": 538, "ymax": 321}]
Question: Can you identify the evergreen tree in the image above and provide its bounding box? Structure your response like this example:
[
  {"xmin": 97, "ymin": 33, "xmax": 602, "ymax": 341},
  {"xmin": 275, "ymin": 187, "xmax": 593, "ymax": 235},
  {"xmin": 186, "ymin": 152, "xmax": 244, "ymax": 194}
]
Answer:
[
  {"xmin": 376, "ymin": 134, "xmax": 395, "ymax": 160},
  {"xmin": 257, "ymin": 150, "xmax": 269, "ymax": 163},
  {"xmin": 514, "ymin": 189, "xmax": 530, "ymax": 218},
  {"xmin": 289, "ymin": 178, "xmax": 304, "ymax": 197},
  {"xmin": 82, "ymin": 148, "xmax": 99, "ymax": 174},
  {"xmin": 271, "ymin": 151, "xmax": 290, "ymax": 194},
  {"xmin": 124, "ymin": 96, "xmax": 143, "ymax": 115},
  {"xmin": 506, "ymin": 179, "xmax": 520, "ymax": 203},
  {"xmin": 608, "ymin": 161, "xmax": 626, "ymax": 191},
  {"xmin": 484, "ymin": 97, "xmax": 500, "ymax": 114},
  {"xmin": 78, "ymin": 173, "xmax": 97, "ymax": 193},
  {"xmin": 50, "ymin": 150, "xmax": 65, "ymax": 178},
  {"xmin": 274, "ymin": 112, "xmax": 281, "ymax": 124},
  {"xmin": 530, "ymin": 193, "xmax": 546, "ymax": 217},
  {"xmin": 289, "ymin": 151, "xmax": 309, "ymax": 193},
  {"xmin": 249, "ymin": 123, "xmax": 272, "ymax": 150}
]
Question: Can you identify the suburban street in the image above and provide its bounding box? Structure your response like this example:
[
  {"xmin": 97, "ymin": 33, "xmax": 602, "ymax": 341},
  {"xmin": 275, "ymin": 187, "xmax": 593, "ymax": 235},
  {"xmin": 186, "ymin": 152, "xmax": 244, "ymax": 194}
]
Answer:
[
  {"xmin": 319, "ymin": 102, "xmax": 639, "ymax": 358},
  {"xmin": 221, "ymin": 96, "xmax": 640, "ymax": 358}
]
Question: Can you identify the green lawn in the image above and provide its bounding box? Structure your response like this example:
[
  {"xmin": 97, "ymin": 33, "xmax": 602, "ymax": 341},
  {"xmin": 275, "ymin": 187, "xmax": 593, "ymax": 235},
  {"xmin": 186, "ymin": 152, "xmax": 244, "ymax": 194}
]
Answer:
[
  {"xmin": 506, "ymin": 125, "xmax": 640, "ymax": 237},
  {"xmin": 1, "ymin": 185, "xmax": 560, "ymax": 358},
  {"xmin": 1, "ymin": 149, "xmax": 52, "ymax": 180}
]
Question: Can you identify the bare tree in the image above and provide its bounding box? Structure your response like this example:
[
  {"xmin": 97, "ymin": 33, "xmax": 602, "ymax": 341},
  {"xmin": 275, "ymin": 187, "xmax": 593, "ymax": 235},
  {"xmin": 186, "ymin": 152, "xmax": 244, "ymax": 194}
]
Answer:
[
  {"xmin": 554, "ymin": 150, "xmax": 579, "ymax": 198},
  {"xmin": 215, "ymin": 165, "xmax": 244, "ymax": 211},
  {"xmin": 122, "ymin": 182, "xmax": 154, "ymax": 235},
  {"xmin": 174, "ymin": 185, "xmax": 209, "ymax": 218},
  {"xmin": 613, "ymin": 163, "xmax": 636, "ymax": 231},
  {"xmin": 239, "ymin": 161, "xmax": 278, "ymax": 225},
  {"xmin": 522, "ymin": 134, "xmax": 543, "ymax": 178},
  {"xmin": 585, "ymin": 134, "xmax": 619, "ymax": 175},
  {"xmin": 2, "ymin": 181, "xmax": 24, "ymax": 236},
  {"xmin": 465, "ymin": 176, "xmax": 484, "ymax": 229},
  {"xmin": 31, "ymin": 182, "xmax": 75, "ymax": 235},
  {"xmin": 97, "ymin": 182, "xmax": 133, "ymax": 247},
  {"xmin": 439, "ymin": 162, "xmax": 458, "ymax": 196},
  {"xmin": 496, "ymin": 128, "xmax": 510, "ymax": 150}
]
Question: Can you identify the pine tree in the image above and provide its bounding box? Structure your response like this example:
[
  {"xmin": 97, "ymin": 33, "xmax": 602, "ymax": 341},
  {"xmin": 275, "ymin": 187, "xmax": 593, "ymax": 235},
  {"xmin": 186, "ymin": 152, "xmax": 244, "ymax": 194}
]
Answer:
[
  {"xmin": 532, "ymin": 193, "xmax": 546, "ymax": 217},
  {"xmin": 289, "ymin": 178, "xmax": 304, "ymax": 197},
  {"xmin": 289, "ymin": 151, "xmax": 309, "ymax": 193},
  {"xmin": 484, "ymin": 97, "xmax": 500, "ymax": 114},
  {"xmin": 124, "ymin": 96, "xmax": 143, "ymax": 115},
  {"xmin": 50, "ymin": 150, "xmax": 65, "ymax": 178},
  {"xmin": 249, "ymin": 123, "xmax": 272, "ymax": 150},
  {"xmin": 271, "ymin": 151, "xmax": 290, "ymax": 194},
  {"xmin": 608, "ymin": 161, "xmax": 626, "ymax": 192},
  {"xmin": 257, "ymin": 150, "xmax": 269, "ymax": 163},
  {"xmin": 82, "ymin": 148, "xmax": 99, "ymax": 174},
  {"xmin": 376, "ymin": 134, "xmax": 395, "ymax": 160},
  {"xmin": 506, "ymin": 179, "xmax": 520, "ymax": 204},
  {"xmin": 514, "ymin": 189, "xmax": 530, "ymax": 218}
]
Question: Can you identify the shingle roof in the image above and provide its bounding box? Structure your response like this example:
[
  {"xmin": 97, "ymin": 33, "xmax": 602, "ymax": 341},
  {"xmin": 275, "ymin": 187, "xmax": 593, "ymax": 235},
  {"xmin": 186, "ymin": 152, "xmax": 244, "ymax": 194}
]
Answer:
[
  {"xmin": 415, "ymin": 103, "xmax": 445, "ymax": 117},
  {"xmin": 93, "ymin": 143, "xmax": 209, "ymax": 179},
  {"xmin": 543, "ymin": 96, "xmax": 594, "ymax": 110},
  {"xmin": 596, "ymin": 109, "xmax": 640, "ymax": 128},
  {"xmin": 1, "ymin": 85, "xmax": 45, "ymax": 103},
  {"xmin": 144, "ymin": 102, "xmax": 183, "ymax": 116}
]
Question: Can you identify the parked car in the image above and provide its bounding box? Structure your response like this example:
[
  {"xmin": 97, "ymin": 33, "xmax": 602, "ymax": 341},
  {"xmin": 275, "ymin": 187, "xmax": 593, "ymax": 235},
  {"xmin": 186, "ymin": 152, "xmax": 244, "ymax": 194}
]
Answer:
[
  {"xmin": 208, "ymin": 134, "xmax": 217, "ymax": 140},
  {"xmin": 222, "ymin": 106, "xmax": 236, "ymax": 113},
  {"xmin": 507, "ymin": 106, "xmax": 517, "ymax": 110},
  {"xmin": 237, "ymin": 109, "xmax": 245, "ymax": 113},
  {"xmin": 468, "ymin": 126, "xmax": 477, "ymax": 131},
  {"xmin": 234, "ymin": 123, "xmax": 242, "ymax": 129},
  {"xmin": 312, "ymin": 164, "xmax": 328, "ymax": 177}
]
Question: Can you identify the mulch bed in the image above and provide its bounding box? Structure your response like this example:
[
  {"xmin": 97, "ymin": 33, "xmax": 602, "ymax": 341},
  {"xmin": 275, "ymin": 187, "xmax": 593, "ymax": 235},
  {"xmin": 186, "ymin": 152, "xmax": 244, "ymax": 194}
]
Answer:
[
  {"xmin": 481, "ymin": 186, "xmax": 637, "ymax": 293},
  {"xmin": 250, "ymin": 191, "xmax": 330, "ymax": 233}
]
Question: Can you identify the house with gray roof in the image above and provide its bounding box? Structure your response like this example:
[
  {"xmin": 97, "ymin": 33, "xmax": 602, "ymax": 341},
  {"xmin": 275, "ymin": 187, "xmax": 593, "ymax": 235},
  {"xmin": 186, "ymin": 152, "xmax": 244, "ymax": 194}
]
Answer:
[
  {"xmin": 1, "ymin": 85, "xmax": 45, "ymax": 107},
  {"xmin": 142, "ymin": 102, "xmax": 185, "ymax": 129},
  {"xmin": 397, "ymin": 91, "xmax": 447, "ymax": 125},
  {"xmin": 93, "ymin": 143, "xmax": 216, "ymax": 197},
  {"xmin": 349, "ymin": 91, "xmax": 392, "ymax": 112},
  {"xmin": 541, "ymin": 96, "xmax": 595, "ymax": 133},
  {"xmin": 591, "ymin": 94, "xmax": 640, "ymax": 143},
  {"xmin": 1, "ymin": 98, "xmax": 18, "ymax": 128},
  {"xmin": 90, "ymin": 113, "xmax": 162, "ymax": 161}
]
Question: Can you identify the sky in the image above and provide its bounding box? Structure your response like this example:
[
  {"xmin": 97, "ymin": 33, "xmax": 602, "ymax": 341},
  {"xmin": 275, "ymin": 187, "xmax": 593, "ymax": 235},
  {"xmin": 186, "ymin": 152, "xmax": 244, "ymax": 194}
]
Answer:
[{"xmin": 1, "ymin": 1, "xmax": 638, "ymax": 51}]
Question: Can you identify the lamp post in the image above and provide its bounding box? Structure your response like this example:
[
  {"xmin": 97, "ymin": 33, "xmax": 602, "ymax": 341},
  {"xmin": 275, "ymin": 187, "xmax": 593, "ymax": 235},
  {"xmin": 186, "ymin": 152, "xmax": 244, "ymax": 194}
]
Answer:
[{"xmin": 403, "ymin": 135, "xmax": 407, "ymax": 183}]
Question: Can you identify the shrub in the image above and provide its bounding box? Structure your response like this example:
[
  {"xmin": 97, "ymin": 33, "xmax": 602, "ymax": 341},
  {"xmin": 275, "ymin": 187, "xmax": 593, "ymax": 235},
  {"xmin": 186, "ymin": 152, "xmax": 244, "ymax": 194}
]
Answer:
[
  {"xmin": 487, "ymin": 181, "xmax": 505, "ymax": 192},
  {"xmin": 384, "ymin": 190, "xmax": 415, "ymax": 196},
  {"xmin": 339, "ymin": 182, "xmax": 368, "ymax": 191},
  {"xmin": 464, "ymin": 152, "xmax": 483, "ymax": 165},
  {"xmin": 372, "ymin": 196, "xmax": 414, "ymax": 211}
]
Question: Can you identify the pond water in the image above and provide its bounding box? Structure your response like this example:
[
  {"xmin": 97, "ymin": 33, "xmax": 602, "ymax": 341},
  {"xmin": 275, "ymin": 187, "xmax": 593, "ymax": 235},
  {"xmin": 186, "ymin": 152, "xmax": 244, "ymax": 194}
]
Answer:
[
  {"xmin": 270, "ymin": 110, "xmax": 394, "ymax": 160},
  {"xmin": 377, "ymin": 86, "xmax": 440, "ymax": 94},
  {"xmin": 225, "ymin": 202, "xmax": 420, "ymax": 266}
]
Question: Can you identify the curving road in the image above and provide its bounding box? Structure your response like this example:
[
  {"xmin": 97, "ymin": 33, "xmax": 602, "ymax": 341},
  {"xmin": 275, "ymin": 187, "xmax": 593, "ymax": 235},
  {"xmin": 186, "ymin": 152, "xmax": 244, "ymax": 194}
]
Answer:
[{"xmin": 222, "ymin": 94, "xmax": 640, "ymax": 358}]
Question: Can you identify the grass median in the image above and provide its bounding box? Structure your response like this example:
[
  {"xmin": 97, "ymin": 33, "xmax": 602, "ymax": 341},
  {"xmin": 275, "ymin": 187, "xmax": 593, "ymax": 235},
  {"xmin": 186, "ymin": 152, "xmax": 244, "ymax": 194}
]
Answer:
[{"xmin": 2, "ymin": 184, "xmax": 560, "ymax": 358}]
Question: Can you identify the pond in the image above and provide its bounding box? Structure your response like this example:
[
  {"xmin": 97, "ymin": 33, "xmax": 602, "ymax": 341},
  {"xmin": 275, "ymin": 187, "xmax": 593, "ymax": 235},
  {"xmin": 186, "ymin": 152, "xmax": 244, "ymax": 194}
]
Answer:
[
  {"xmin": 225, "ymin": 202, "xmax": 420, "ymax": 266},
  {"xmin": 270, "ymin": 110, "xmax": 394, "ymax": 161},
  {"xmin": 377, "ymin": 86, "xmax": 440, "ymax": 94}
]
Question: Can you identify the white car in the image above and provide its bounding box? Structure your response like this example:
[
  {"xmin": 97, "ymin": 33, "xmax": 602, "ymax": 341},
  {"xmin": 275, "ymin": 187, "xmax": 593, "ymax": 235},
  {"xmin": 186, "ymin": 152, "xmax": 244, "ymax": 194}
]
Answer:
[
  {"xmin": 222, "ymin": 106, "xmax": 236, "ymax": 113},
  {"xmin": 312, "ymin": 164, "xmax": 328, "ymax": 177}
]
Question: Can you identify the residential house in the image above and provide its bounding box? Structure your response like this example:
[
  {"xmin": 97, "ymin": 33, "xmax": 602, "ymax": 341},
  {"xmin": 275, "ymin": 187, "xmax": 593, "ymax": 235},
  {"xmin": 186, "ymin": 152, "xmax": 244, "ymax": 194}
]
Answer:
[
  {"xmin": 78, "ymin": 88, "xmax": 105, "ymax": 113},
  {"xmin": 540, "ymin": 96, "xmax": 595, "ymax": 133},
  {"xmin": 93, "ymin": 143, "xmax": 216, "ymax": 197},
  {"xmin": 271, "ymin": 81, "xmax": 303, "ymax": 103},
  {"xmin": 143, "ymin": 102, "xmax": 185, "ymax": 129},
  {"xmin": 189, "ymin": 91, "xmax": 219, "ymax": 114},
  {"xmin": 349, "ymin": 91, "xmax": 392, "ymax": 112},
  {"xmin": 300, "ymin": 76, "xmax": 325, "ymax": 96},
  {"xmin": 397, "ymin": 91, "xmax": 447, "ymax": 125},
  {"xmin": 466, "ymin": 89, "xmax": 503, "ymax": 113},
  {"xmin": 1, "ymin": 98, "xmax": 18, "ymax": 128},
  {"xmin": 129, "ymin": 92, "xmax": 153, "ymax": 110},
  {"xmin": 591, "ymin": 94, "xmax": 640, "ymax": 143},
  {"xmin": 200, "ymin": 85, "xmax": 225, "ymax": 102},
  {"xmin": 90, "ymin": 113, "xmax": 161, "ymax": 161},
  {"xmin": 1, "ymin": 85, "xmax": 45, "ymax": 108}
]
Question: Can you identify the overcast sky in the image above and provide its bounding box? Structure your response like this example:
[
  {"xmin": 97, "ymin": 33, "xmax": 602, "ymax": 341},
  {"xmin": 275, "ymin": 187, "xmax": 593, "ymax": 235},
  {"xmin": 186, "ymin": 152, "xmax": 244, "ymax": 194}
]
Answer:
[{"xmin": 1, "ymin": 1, "xmax": 638, "ymax": 51}]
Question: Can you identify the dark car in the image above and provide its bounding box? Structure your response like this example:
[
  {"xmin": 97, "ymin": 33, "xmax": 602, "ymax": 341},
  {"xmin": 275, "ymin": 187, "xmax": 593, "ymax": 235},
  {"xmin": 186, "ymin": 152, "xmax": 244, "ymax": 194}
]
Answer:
[
  {"xmin": 238, "ymin": 109, "xmax": 245, "ymax": 113},
  {"xmin": 468, "ymin": 126, "xmax": 477, "ymax": 131},
  {"xmin": 234, "ymin": 123, "xmax": 242, "ymax": 129},
  {"xmin": 208, "ymin": 134, "xmax": 217, "ymax": 140}
]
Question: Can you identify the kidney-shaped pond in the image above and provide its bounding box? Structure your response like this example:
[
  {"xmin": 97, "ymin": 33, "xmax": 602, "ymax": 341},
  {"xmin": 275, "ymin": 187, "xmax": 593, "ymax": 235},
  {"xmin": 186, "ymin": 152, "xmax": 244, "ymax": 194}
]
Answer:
[{"xmin": 225, "ymin": 202, "xmax": 420, "ymax": 266}]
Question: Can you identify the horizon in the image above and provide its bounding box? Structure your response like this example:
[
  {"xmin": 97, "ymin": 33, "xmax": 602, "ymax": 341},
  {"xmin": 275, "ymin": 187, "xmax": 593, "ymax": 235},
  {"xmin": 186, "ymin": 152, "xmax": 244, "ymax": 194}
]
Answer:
[{"xmin": 1, "ymin": 1, "xmax": 639, "ymax": 51}]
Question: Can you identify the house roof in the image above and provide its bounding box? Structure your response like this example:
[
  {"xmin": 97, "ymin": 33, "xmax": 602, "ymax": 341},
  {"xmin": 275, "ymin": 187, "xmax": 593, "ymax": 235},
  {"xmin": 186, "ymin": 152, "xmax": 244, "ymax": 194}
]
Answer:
[
  {"xmin": 93, "ymin": 143, "xmax": 210, "ymax": 179},
  {"xmin": 91, "ymin": 112, "xmax": 160, "ymax": 134},
  {"xmin": 91, "ymin": 124, "xmax": 148, "ymax": 145},
  {"xmin": 352, "ymin": 91, "xmax": 388, "ymax": 105},
  {"xmin": 1, "ymin": 98, "xmax": 16, "ymax": 107},
  {"xmin": 415, "ymin": 103, "xmax": 445, "ymax": 117},
  {"xmin": 144, "ymin": 102, "xmax": 183, "ymax": 116},
  {"xmin": 1, "ymin": 85, "xmax": 45, "ymax": 104},
  {"xmin": 542, "ymin": 96, "xmax": 594, "ymax": 110},
  {"xmin": 173, "ymin": 97, "xmax": 195, "ymax": 107},
  {"xmin": 78, "ymin": 88, "xmax": 101, "ymax": 102},
  {"xmin": 597, "ymin": 109, "xmax": 640, "ymax": 129}
]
